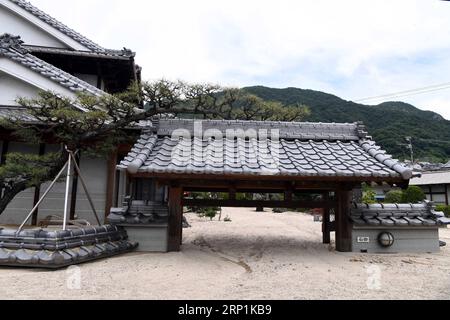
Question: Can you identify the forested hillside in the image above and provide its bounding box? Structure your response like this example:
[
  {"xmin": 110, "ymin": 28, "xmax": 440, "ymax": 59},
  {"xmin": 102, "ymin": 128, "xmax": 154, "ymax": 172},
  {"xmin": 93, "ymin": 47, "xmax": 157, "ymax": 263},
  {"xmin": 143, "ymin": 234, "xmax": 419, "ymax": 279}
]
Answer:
[{"xmin": 244, "ymin": 86, "xmax": 450, "ymax": 162}]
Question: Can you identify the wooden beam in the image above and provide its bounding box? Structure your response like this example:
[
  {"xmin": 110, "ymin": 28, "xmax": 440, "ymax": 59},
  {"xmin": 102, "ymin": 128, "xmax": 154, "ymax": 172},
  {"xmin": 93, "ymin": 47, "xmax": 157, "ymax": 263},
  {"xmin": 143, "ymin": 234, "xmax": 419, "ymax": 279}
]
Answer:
[
  {"xmin": 105, "ymin": 150, "xmax": 118, "ymax": 220},
  {"xmin": 182, "ymin": 199, "xmax": 336, "ymax": 209},
  {"xmin": 32, "ymin": 143, "xmax": 46, "ymax": 226},
  {"xmin": 335, "ymin": 186, "xmax": 353, "ymax": 252},
  {"xmin": 168, "ymin": 185, "xmax": 183, "ymax": 252},
  {"xmin": 161, "ymin": 179, "xmax": 355, "ymax": 192},
  {"xmin": 135, "ymin": 172, "xmax": 406, "ymax": 185}
]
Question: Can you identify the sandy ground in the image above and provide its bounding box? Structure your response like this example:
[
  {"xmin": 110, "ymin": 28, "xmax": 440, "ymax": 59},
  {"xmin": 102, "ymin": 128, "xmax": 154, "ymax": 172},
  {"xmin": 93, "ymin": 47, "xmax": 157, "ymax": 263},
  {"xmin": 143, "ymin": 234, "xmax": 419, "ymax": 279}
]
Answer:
[{"xmin": 1, "ymin": 207, "xmax": 450, "ymax": 300}]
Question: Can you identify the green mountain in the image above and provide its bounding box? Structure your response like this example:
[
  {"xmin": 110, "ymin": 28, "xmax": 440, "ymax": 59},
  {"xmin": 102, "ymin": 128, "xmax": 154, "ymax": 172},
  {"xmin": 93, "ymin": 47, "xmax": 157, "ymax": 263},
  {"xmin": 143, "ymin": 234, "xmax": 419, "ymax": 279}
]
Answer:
[{"xmin": 244, "ymin": 86, "xmax": 450, "ymax": 162}]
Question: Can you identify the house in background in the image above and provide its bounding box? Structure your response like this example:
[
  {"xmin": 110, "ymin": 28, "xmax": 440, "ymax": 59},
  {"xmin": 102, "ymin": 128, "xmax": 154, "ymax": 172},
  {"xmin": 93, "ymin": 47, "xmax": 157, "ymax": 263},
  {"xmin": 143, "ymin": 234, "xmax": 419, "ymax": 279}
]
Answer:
[
  {"xmin": 410, "ymin": 170, "xmax": 450, "ymax": 205},
  {"xmin": 0, "ymin": 0, "xmax": 139, "ymax": 225},
  {"xmin": 371, "ymin": 183, "xmax": 401, "ymax": 202}
]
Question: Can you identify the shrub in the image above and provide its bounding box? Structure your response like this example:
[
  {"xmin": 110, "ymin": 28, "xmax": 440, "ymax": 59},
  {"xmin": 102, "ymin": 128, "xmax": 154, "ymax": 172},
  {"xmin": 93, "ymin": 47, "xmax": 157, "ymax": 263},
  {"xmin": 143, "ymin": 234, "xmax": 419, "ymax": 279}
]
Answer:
[
  {"xmin": 202, "ymin": 207, "xmax": 219, "ymax": 220},
  {"xmin": 186, "ymin": 192, "xmax": 221, "ymax": 219},
  {"xmin": 401, "ymin": 186, "xmax": 426, "ymax": 203},
  {"xmin": 362, "ymin": 183, "xmax": 376, "ymax": 204},
  {"xmin": 436, "ymin": 205, "xmax": 450, "ymax": 217},
  {"xmin": 384, "ymin": 190, "xmax": 403, "ymax": 203}
]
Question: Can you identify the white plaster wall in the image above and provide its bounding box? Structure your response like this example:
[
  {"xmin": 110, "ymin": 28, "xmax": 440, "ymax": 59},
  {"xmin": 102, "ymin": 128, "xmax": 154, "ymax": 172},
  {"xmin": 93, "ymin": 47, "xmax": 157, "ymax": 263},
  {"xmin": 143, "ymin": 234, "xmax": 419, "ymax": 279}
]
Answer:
[
  {"xmin": 0, "ymin": 58, "xmax": 82, "ymax": 104},
  {"xmin": 0, "ymin": 71, "xmax": 40, "ymax": 105},
  {"xmin": 74, "ymin": 156, "xmax": 108, "ymax": 223},
  {"xmin": 0, "ymin": 6, "xmax": 67, "ymax": 48},
  {"xmin": 34, "ymin": 154, "xmax": 108, "ymax": 225},
  {"xmin": 432, "ymin": 194, "xmax": 447, "ymax": 204}
]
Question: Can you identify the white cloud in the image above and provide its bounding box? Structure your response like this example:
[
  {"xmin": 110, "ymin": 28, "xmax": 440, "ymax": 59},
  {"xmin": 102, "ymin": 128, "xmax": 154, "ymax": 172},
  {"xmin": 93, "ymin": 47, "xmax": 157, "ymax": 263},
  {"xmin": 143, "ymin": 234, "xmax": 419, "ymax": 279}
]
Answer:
[{"xmin": 31, "ymin": 0, "xmax": 450, "ymax": 119}]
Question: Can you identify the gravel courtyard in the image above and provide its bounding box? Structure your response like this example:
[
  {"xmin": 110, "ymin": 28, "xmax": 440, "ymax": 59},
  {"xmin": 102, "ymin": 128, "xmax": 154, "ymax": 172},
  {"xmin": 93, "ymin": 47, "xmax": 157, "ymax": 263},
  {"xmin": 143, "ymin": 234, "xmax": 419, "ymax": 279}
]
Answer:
[{"xmin": 1, "ymin": 207, "xmax": 450, "ymax": 300}]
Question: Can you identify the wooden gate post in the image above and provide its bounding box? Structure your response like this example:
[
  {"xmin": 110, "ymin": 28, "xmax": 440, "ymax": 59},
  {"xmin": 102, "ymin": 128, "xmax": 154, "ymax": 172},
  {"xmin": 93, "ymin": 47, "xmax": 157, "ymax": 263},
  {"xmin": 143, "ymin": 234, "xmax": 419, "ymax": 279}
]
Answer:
[
  {"xmin": 335, "ymin": 186, "xmax": 353, "ymax": 252},
  {"xmin": 322, "ymin": 212, "xmax": 331, "ymax": 244},
  {"xmin": 168, "ymin": 185, "xmax": 183, "ymax": 252},
  {"xmin": 322, "ymin": 192, "xmax": 331, "ymax": 244}
]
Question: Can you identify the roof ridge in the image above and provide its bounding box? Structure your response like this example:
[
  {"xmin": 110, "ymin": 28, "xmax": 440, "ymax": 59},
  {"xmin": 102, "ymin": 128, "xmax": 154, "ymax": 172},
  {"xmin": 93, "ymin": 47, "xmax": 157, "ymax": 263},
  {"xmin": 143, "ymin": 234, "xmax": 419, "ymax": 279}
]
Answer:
[
  {"xmin": 158, "ymin": 118, "xmax": 362, "ymax": 127},
  {"xmin": 23, "ymin": 44, "xmax": 135, "ymax": 59}
]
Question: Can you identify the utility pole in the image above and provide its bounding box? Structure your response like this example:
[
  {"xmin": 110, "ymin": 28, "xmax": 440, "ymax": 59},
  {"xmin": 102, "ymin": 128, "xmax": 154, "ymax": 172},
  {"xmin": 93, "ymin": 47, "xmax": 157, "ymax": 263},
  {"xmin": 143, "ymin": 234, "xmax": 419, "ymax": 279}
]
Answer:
[
  {"xmin": 405, "ymin": 137, "xmax": 414, "ymax": 165},
  {"xmin": 397, "ymin": 137, "xmax": 414, "ymax": 166}
]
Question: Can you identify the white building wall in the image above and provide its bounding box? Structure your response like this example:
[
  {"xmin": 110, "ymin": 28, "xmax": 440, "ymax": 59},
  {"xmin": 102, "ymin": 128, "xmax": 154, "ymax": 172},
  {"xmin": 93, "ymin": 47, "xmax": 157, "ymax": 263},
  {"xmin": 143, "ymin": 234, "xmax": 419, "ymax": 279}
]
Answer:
[
  {"xmin": 0, "ymin": 6, "xmax": 67, "ymax": 48},
  {"xmin": 73, "ymin": 156, "xmax": 108, "ymax": 223},
  {"xmin": 36, "ymin": 156, "xmax": 108, "ymax": 224},
  {"xmin": 0, "ymin": 71, "xmax": 40, "ymax": 106},
  {"xmin": 0, "ymin": 59, "xmax": 81, "ymax": 105}
]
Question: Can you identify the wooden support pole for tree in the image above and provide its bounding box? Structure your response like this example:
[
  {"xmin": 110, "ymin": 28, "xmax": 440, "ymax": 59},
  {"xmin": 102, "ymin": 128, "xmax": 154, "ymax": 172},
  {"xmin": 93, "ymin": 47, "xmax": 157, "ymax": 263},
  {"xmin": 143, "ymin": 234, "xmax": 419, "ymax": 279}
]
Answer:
[
  {"xmin": 335, "ymin": 186, "xmax": 353, "ymax": 252},
  {"xmin": 168, "ymin": 184, "xmax": 183, "ymax": 252}
]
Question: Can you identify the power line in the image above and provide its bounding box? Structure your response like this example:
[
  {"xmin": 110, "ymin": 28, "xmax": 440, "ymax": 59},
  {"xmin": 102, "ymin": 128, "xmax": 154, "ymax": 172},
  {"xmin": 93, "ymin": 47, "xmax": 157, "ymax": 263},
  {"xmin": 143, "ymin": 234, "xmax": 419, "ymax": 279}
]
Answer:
[{"xmin": 355, "ymin": 81, "xmax": 450, "ymax": 103}]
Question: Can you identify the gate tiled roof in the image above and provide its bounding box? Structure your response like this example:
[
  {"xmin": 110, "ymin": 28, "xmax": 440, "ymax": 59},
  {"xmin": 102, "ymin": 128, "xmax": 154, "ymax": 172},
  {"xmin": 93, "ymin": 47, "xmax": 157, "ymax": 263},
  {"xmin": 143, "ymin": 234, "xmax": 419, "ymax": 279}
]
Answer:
[{"xmin": 118, "ymin": 119, "xmax": 414, "ymax": 180}]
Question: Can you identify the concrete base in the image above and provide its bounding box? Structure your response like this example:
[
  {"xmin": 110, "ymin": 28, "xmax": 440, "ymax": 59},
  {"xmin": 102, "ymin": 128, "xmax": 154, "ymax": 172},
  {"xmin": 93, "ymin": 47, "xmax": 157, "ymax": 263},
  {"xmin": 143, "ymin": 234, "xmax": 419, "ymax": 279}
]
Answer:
[
  {"xmin": 352, "ymin": 227, "xmax": 440, "ymax": 253},
  {"xmin": 120, "ymin": 224, "xmax": 169, "ymax": 252}
]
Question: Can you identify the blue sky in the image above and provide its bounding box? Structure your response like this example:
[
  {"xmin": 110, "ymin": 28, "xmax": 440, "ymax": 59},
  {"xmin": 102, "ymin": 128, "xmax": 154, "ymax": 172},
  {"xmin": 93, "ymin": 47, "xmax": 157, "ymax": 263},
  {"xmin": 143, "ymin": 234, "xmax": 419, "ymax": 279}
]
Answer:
[{"xmin": 33, "ymin": 0, "xmax": 450, "ymax": 119}]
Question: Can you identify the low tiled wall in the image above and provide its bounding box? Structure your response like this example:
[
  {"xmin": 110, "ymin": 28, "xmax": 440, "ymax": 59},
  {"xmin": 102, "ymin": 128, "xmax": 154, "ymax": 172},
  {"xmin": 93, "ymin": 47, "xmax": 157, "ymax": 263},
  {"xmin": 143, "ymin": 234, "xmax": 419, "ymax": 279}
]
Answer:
[{"xmin": 120, "ymin": 224, "xmax": 168, "ymax": 252}]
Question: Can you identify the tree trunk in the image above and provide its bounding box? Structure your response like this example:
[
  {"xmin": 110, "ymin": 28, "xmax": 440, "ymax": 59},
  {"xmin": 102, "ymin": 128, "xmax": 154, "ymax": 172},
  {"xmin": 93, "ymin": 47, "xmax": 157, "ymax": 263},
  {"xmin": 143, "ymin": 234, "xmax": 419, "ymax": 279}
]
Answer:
[
  {"xmin": 0, "ymin": 181, "xmax": 28, "ymax": 216},
  {"xmin": 0, "ymin": 151, "xmax": 68, "ymax": 217}
]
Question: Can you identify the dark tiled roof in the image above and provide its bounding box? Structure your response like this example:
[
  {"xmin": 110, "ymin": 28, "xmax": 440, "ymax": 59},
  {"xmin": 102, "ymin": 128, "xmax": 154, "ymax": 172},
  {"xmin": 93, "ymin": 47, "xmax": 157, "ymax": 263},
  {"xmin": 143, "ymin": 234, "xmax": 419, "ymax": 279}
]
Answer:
[
  {"xmin": 118, "ymin": 119, "xmax": 414, "ymax": 180},
  {"xmin": 351, "ymin": 202, "xmax": 450, "ymax": 227},
  {"xmin": 0, "ymin": 34, "xmax": 106, "ymax": 97},
  {"xmin": 108, "ymin": 200, "xmax": 169, "ymax": 225},
  {"xmin": 9, "ymin": 0, "xmax": 134, "ymax": 57},
  {"xmin": 0, "ymin": 225, "xmax": 137, "ymax": 268}
]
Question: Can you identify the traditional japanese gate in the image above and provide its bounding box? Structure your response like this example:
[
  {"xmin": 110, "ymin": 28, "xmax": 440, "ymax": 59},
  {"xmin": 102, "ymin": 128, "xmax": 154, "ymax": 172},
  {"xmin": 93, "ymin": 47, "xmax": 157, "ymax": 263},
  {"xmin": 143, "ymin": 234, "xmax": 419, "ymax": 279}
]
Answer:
[{"xmin": 117, "ymin": 119, "xmax": 413, "ymax": 252}]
